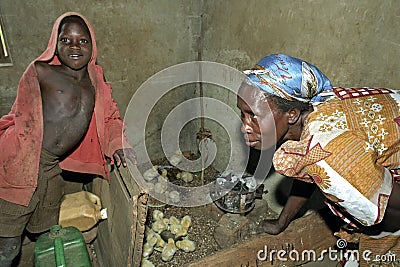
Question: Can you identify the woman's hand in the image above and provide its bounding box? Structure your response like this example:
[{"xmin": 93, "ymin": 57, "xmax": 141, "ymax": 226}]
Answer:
[
  {"xmin": 254, "ymin": 219, "xmax": 285, "ymax": 235},
  {"xmin": 253, "ymin": 180, "xmax": 315, "ymax": 235}
]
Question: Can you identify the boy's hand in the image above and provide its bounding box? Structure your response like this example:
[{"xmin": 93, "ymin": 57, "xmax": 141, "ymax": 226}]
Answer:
[{"xmin": 113, "ymin": 148, "xmax": 137, "ymax": 167}]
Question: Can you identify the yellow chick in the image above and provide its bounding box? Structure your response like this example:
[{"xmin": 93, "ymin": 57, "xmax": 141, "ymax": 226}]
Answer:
[
  {"xmin": 160, "ymin": 168, "xmax": 168, "ymax": 178},
  {"xmin": 170, "ymin": 223, "xmax": 188, "ymax": 238},
  {"xmin": 176, "ymin": 239, "xmax": 196, "ymax": 253},
  {"xmin": 152, "ymin": 209, "xmax": 164, "ymax": 222},
  {"xmin": 154, "ymin": 181, "xmax": 167, "ymax": 194},
  {"xmin": 142, "ymin": 242, "xmax": 154, "ymax": 258},
  {"xmin": 181, "ymin": 171, "xmax": 193, "ymax": 183},
  {"xmin": 169, "ymin": 216, "xmax": 180, "ymax": 225},
  {"xmin": 157, "ymin": 174, "xmax": 168, "ymax": 182},
  {"xmin": 141, "ymin": 258, "xmax": 155, "ymax": 267},
  {"xmin": 143, "ymin": 166, "xmax": 160, "ymax": 181},
  {"xmin": 145, "ymin": 226, "xmax": 153, "ymax": 236},
  {"xmin": 168, "ymin": 191, "xmax": 180, "ymax": 203},
  {"xmin": 152, "ymin": 218, "xmax": 168, "ymax": 233},
  {"xmin": 169, "ymin": 150, "xmax": 183, "ymax": 167},
  {"xmin": 154, "ymin": 233, "xmax": 166, "ymax": 251},
  {"xmin": 145, "ymin": 228, "xmax": 157, "ymax": 244},
  {"xmin": 181, "ymin": 215, "xmax": 192, "ymax": 229},
  {"xmin": 161, "ymin": 238, "xmax": 177, "ymax": 262},
  {"xmin": 147, "ymin": 235, "xmax": 158, "ymax": 247},
  {"xmin": 145, "ymin": 182, "xmax": 154, "ymax": 191}
]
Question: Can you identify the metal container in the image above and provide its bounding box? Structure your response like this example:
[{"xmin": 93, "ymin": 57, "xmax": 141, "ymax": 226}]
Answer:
[{"xmin": 210, "ymin": 170, "xmax": 263, "ymax": 214}]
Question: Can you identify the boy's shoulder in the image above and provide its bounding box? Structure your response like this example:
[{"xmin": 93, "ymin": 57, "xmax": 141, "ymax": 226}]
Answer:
[
  {"xmin": 34, "ymin": 61, "xmax": 52, "ymax": 70},
  {"xmin": 34, "ymin": 61, "xmax": 61, "ymax": 81}
]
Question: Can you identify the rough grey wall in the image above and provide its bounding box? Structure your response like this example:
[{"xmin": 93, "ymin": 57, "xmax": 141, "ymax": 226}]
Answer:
[
  {"xmin": 1, "ymin": 0, "xmax": 400, "ymax": 169},
  {"xmin": 203, "ymin": 0, "xmax": 400, "ymax": 87},
  {"xmin": 0, "ymin": 0, "xmax": 201, "ymax": 111},
  {"xmin": 201, "ymin": 0, "xmax": 400, "ymax": 171},
  {"xmin": 0, "ymin": 0, "xmax": 202, "ymax": 160}
]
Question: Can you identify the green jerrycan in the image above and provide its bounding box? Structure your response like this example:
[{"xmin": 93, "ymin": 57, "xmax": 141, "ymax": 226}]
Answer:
[{"xmin": 34, "ymin": 225, "xmax": 91, "ymax": 267}]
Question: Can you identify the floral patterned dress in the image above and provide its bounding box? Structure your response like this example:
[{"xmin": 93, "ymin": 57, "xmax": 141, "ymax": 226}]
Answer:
[{"xmin": 273, "ymin": 87, "xmax": 400, "ymax": 227}]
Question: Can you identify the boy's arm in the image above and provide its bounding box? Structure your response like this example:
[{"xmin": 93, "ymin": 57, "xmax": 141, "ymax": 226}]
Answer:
[
  {"xmin": 104, "ymin": 86, "xmax": 125, "ymax": 156},
  {"xmin": 101, "ymin": 79, "xmax": 135, "ymax": 167}
]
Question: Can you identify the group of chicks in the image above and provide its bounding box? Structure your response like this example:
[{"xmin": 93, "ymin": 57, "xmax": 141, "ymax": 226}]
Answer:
[
  {"xmin": 143, "ymin": 165, "xmax": 194, "ymax": 204},
  {"xmin": 141, "ymin": 210, "xmax": 196, "ymax": 267}
]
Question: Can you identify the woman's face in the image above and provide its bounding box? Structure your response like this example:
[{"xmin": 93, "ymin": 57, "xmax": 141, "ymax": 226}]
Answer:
[{"xmin": 237, "ymin": 84, "xmax": 290, "ymax": 151}]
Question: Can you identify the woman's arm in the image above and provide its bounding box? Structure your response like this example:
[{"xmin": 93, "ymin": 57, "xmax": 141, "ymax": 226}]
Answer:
[{"xmin": 256, "ymin": 179, "xmax": 316, "ymax": 235}]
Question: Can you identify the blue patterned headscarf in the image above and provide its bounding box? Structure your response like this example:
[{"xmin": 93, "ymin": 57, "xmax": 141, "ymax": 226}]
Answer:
[{"xmin": 244, "ymin": 54, "xmax": 333, "ymax": 103}]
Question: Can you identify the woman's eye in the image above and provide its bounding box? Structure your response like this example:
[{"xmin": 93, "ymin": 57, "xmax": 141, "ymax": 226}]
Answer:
[{"xmin": 251, "ymin": 113, "xmax": 259, "ymax": 121}]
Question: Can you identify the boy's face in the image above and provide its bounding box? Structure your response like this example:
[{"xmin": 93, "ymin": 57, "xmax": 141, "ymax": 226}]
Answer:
[{"xmin": 57, "ymin": 18, "xmax": 92, "ymax": 71}]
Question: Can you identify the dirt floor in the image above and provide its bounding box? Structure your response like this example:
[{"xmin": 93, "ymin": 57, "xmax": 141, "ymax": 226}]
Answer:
[
  {"xmin": 144, "ymin": 202, "xmax": 280, "ymax": 267},
  {"xmin": 16, "ymin": 153, "xmax": 277, "ymax": 267},
  {"xmin": 142, "ymin": 156, "xmax": 279, "ymax": 267},
  {"xmin": 142, "ymin": 156, "xmax": 220, "ymax": 267},
  {"xmin": 145, "ymin": 205, "xmax": 220, "ymax": 266}
]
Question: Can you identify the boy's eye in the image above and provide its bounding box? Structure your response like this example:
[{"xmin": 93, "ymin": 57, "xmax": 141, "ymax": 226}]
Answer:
[
  {"xmin": 60, "ymin": 38, "xmax": 69, "ymax": 43},
  {"xmin": 80, "ymin": 39, "xmax": 89, "ymax": 44}
]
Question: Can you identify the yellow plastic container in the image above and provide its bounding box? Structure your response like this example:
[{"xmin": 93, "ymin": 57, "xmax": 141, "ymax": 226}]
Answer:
[{"xmin": 59, "ymin": 191, "xmax": 107, "ymax": 232}]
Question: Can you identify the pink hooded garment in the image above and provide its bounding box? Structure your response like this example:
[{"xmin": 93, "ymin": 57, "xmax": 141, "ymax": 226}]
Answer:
[{"xmin": 0, "ymin": 12, "xmax": 126, "ymax": 206}]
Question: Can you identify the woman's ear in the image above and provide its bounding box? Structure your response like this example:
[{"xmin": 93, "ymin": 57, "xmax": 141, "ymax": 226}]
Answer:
[{"xmin": 287, "ymin": 108, "xmax": 302, "ymax": 124}]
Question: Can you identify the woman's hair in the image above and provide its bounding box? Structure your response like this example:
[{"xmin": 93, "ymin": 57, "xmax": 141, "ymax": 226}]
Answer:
[{"xmin": 264, "ymin": 92, "xmax": 311, "ymax": 112}]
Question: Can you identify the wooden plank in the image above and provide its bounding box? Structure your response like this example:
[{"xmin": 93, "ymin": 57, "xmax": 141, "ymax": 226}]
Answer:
[
  {"xmin": 93, "ymin": 166, "xmax": 148, "ymax": 267},
  {"xmin": 93, "ymin": 174, "xmax": 131, "ymax": 267},
  {"xmin": 117, "ymin": 165, "xmax": 148, "ymax": 265},
  {"xmin": 188, "ymin": 211, "xmax": 337, "ymax": 267},
  {"xmin": 108, "ymin": 169, "xmax": 132, "ymax": 262},
  {"xmin": 129, "ymin": 191, "xmax": 148, "ymax": 266}
]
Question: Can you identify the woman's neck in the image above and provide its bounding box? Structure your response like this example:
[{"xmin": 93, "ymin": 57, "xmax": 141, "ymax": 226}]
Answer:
[{"xmin": 288, "ymin": 107, "xmax": 313, "ymax": 141}]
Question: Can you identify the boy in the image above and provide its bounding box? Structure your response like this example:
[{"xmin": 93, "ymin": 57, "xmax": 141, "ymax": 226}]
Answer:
[{"xmin": 0, "ymin": 12, "xmax": 133, "ymax": 266}]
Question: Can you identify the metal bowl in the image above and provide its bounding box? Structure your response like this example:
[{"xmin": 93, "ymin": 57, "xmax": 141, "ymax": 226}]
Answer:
[{"xmin": 210, "ymin": 170, "xmax": 260, "ymax": 214}]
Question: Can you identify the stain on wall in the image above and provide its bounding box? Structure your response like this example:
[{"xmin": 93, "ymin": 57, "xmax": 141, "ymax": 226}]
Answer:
[
  {"xmin": 0, "ymin": 0, "xmax": 202, "ymax": 161},
  {"xmin": 200, "ymin": 0, "xmax": 400, "ymax": 170},
  {"xmin": 203, "ymin": 0, "xmax": 400, "ymax": 87},
  {"xmin": 1, "ymin": 0, "xmax": 400, "ymax": 168}
]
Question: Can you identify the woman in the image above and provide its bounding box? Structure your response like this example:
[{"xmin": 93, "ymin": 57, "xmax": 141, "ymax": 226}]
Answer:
[{"xmin": 237, "ymin": 54, "xmax": 400, "ymax": 236}]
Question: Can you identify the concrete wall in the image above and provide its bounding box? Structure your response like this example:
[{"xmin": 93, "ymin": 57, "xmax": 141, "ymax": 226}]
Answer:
[
  {"xmin": 203, "ymin": 0, "xmax": 400, "ymax": 87},
  {"xmin": 0, "ymin": 0, "xmax": 202, "ymax": 161},
  {"xmin": 201, "ymin": 0, "xmax": 400, "ymax": 171},
  {"xmin": 1, "ymin": 0, "xmax": 400, "ymax": 170}
]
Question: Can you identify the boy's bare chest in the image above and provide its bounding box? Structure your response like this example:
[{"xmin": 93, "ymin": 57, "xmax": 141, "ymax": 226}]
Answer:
[
  {"xmin": 40, "ymin": 74, "xmax": 95, "ymax": 121},
  {"xmin": 39, "ymin": 71, "xmax": 97, "ymax": 155}
]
